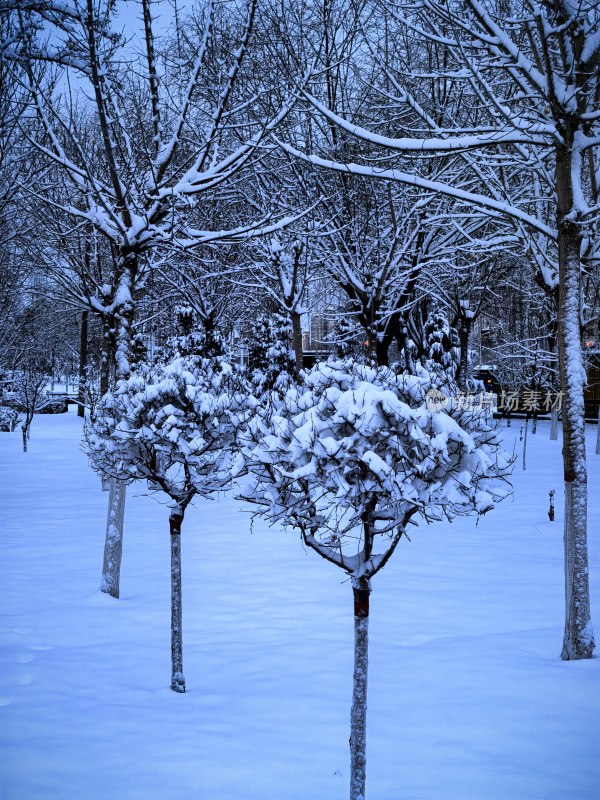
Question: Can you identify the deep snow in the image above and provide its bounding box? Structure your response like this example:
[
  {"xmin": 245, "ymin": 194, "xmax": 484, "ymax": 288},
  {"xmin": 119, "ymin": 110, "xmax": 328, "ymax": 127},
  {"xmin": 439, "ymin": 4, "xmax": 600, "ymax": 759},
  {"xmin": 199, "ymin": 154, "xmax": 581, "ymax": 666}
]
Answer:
[{"xmin": 1, "ymin": 409, "xmax": 598, "ymax": 800}]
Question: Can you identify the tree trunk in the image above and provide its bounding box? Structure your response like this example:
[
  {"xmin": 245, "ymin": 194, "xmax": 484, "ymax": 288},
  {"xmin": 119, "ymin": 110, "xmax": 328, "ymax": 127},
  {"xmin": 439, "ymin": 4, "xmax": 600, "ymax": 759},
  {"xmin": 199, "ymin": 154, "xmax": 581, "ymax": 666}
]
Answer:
[
  {"xmin": 550, "ymin": 408, "xmax": 559, "ymax": 441},
  {"xmin": 78, "ymin": 310, "xmax": 89, "ymax": 418},
  {"xmin": 522, "ymin": 416, "xmax": 529, "ymax": 471},
  {"xmin": 375, "ymin": 334, "xmax": 389, "ymax": 368},
  {"xmin": 290, "ymin": 310, "xmax": 304, "ymax": 373},
  {"xmin": 100, "ymin": 252, "xmax": 138, "ymax": 598},
  {"xmin": 170, "ymin": 512, "xmax": 185, "ymax": 693},
  {"xmin": 350, "ymin": 581, "xmax": 370, "ymax": 800},
  {"xmin": 556, "ymin": 142, "xmax": 594, "ymax": 659},
  {"xmin": 457, "ymin": 319, "xmax": 471, "ymax": 391},
  {"xmin": 21, "ymin": 424, "xmax": 28, "ymax": 453},
  {"xmin": 100, "ymin": 314, "xmax": 112, "ymax": 397},
  {"xmin": 100, "ymin": 479, "xmax": 126, "ymax": 598}
]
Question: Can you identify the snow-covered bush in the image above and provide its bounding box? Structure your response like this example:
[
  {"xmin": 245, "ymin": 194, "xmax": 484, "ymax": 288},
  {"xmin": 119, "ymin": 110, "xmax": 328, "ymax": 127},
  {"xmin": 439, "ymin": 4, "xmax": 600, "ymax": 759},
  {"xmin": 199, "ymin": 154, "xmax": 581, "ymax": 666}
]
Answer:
[
  {"xmin": 86, "ymin": 353, "xmax": 247, "ymax": 692},
  {"xmin": 240, "ymin": 359, "xmax": 511, "ymax": 555},
  {"xmin": 0, "ymin": 407, "xmax": 19, "ymax": 432},
  {"xmin": 247, "ymin": 311, "xmax": 296, "ymax": 397},
  {"xmin": 422, "ymin": 307, "xmax": 459, "ymax": 380},
  {"xmin": 237, "ymin": 357, "xmax": 512, "ymax": 800},
  {"xmin": 167, "ymin": 305, "xmax": 226, "ymax": 362},
  {"xmin": 86, "ymin": 356, "xmax": 242, "ymax": 496},
  {"xmin": 37, "ymin": 396, "xmax": 68, "ymax": 414}
]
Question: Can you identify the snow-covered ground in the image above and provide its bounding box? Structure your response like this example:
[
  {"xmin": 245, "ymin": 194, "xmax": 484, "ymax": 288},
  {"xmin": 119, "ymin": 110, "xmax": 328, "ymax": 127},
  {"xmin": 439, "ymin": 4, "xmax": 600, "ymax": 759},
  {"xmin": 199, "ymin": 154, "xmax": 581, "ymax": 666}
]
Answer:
[{"xmin": 1, "ymin": 409, "xmax": 598, "ymax": 800}]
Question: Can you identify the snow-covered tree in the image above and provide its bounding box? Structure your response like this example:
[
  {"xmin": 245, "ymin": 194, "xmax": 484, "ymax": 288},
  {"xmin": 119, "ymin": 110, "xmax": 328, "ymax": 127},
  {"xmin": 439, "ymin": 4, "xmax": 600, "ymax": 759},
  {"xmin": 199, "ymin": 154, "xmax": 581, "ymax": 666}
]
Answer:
[
  {"xmin": 238, "ymin": 358, "xmax": 512, "ymax": 800},
  {"xmin": 3, "ymin": 0, "xmax": 309, "ymax": 599},
  {"xmin": 247, "ymin": 310, "xmax": 296, "ymax": 397},
  {"xmin": 12, "ymin": 355, "xmax": 49, "ymax": 452},
  {"xmin": 166, "ymin": 305, "xmax": 226, "ymax": 363},
  {"xmin": 85, "ymin": 354, "xmax": 245, "ymax": 692},
  {"xmin": 422, "ymin": 306, "xmax": 459, "ymax": 380},
  {"xmin": 286, "ymin": 0, "xmax": 599, "ymax": 659}
]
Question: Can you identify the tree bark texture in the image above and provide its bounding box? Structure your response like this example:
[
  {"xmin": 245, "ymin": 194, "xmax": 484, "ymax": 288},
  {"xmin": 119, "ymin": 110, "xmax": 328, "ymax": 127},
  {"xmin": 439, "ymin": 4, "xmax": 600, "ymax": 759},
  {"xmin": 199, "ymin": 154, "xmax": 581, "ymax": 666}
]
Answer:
[
  {"xmin": 556, "ymin": 142, "xmax": 594, "ymax": 659},
  {"xmin": 290, "ymin": 311, "xmax": 304, "ymax": 374},
  {"xmin": 100, "ymin": 252, "xmax": 138, "ymax": 599},
  {"xmin": 78, "ymin": 310, "xmax": 88, "ymax": 418},
  {"xmin": 100, "ymin": 479, "xmax": 126, "ymax": 598},
  {"xmin": 100, "ymin": 314, "xmax": 112, "ymax": 397},
  {"xmin": 350, "ymin": 583, "xmax": 370, "ymax": 800},
  {"xmin": 170, "ymin": 513, "xmax": 185, "ymax": 693},
  {"xmin": 457, "ymin": 320, "xmax": 471, "ymax": 391}
]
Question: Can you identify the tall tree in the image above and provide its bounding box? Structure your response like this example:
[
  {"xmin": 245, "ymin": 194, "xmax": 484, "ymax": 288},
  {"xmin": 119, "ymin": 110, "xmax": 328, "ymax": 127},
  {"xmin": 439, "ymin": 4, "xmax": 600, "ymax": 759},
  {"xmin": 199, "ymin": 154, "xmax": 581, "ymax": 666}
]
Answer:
[
  {"xmin": 4, "ymin": 0, "xmax": 307, "ymax": 597},
  {"xmin": 283, "ymin": 0, "xmax": 599, "ymax": 659}
]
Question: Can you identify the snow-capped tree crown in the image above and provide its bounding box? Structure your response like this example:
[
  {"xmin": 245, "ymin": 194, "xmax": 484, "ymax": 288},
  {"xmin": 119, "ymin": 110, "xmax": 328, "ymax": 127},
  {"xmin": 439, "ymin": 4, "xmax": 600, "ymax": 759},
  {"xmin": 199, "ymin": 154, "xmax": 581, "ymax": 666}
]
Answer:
[
  {"xmin": 238, "ymin": 358, "xmax": 512, "ymax": 582},
  {"xmin": 86, "ymin": 353, "xmax": 247, "ymax": 507}
]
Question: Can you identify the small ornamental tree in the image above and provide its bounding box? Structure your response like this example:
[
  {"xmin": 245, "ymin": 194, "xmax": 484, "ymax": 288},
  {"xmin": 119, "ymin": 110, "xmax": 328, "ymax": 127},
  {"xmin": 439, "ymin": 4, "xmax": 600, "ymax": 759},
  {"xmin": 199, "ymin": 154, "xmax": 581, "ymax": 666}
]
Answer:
[
  {"xmin": 167, "ymin": 306, "xmax": 226, "ymax": 362},
  {"xmin": 14, "ymin": 357, "xmax": 51, "ymax": 452},
  {"xmin": 86, "ymin": 354, "xmax": 244, "ymax": 693},
  {"xmin": 422, "ymin": 307, "xmax": 459, "ymax": 379},
  {"xmin": 238, "ymin": 359, "xmax": 512, "ymax": 800},
  {"xmin": 247, "ymin": 311, "xmax": 296, "ymax": 398}
]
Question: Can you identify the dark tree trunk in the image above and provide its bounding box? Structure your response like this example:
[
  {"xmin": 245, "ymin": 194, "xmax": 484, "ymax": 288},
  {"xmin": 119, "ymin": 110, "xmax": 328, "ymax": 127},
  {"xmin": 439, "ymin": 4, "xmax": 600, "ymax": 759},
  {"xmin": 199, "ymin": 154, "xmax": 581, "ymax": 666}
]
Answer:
[
  {"xmin": 457, "ymin": 319, "xmax": 471, "ymax": 391},
  {"xmin": 170, "ymin": 512, "xmax": 185, "ymax": 693},
  {"xmin": 78, "ymin": 310, "xmax": 89, "ymax": 418},
  {"xmin": 375, "ymin": 334, "xmax": 389, "ymax": 367},
  {"xmin": 290, "ymin": 310, "xmax": 304, "ymax": 374}
]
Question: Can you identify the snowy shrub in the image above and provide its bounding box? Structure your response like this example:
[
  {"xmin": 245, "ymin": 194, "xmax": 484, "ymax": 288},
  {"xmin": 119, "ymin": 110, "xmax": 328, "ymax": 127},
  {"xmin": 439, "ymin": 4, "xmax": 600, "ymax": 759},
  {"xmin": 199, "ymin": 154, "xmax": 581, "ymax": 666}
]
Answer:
[
  {"xmin": 0, "ymin": 407, "xmax": 19, "ymax": 432},
  {"xmin": 37, "ymin": 396, "xmax": 68, "ymax": 414},
  {"xmin": 239, "ymin": 358, "xmax": 512, "ymax": 568},
  {"xmin": 167, "ymin": 305, "xmax": 226, "ymax": 362},
  {"xmin": 422, "ymin": 307, "xmax": 459, "ymax": 379},
  {"xmin": 85, "ymin": 355, "xmax": 245, "ymax": 499},
  {"xmin": 247, "ymin": 311, "xmax": 296, "ymax": 397}
]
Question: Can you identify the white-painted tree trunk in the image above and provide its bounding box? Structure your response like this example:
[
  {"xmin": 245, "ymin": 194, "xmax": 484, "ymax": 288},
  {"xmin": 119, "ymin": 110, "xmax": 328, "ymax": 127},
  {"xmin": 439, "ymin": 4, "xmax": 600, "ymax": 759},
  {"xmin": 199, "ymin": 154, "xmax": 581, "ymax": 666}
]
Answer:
[
  {"xmin": 550, "ymin": 409, "xmax": 559, "ymax": 441},
  {"xmin": 170, "ymin": 512, "xmax": 185, "ymax": 693},
  {"xmin": 99, "ymin": 256, "xmax": 137, "ymax": 597},
  {"xmin": 350, "ymin": 583, "xmax": 370, "ymax": 800},
  {"xmin": 556, "ymin": 173, "xmax": 594, "ymax": 658},
  {"xmin": 100, "ymin": 479, "xmax": 126, "ymax": 598}
]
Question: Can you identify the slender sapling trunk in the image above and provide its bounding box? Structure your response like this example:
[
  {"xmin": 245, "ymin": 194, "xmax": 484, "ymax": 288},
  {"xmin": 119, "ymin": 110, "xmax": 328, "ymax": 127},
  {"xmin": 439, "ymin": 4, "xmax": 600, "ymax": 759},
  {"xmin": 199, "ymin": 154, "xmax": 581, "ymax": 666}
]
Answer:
[
  {"xmin": 170, "ymin": 511, "xmax": 185, "ymax": 693},
  {"xmin": 350, "ymin": 580, "xmax": 370, "ymax": 800},
  {"xmin": 100, "ymin": 479, "xmax": 126, "ymax": 597}
]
